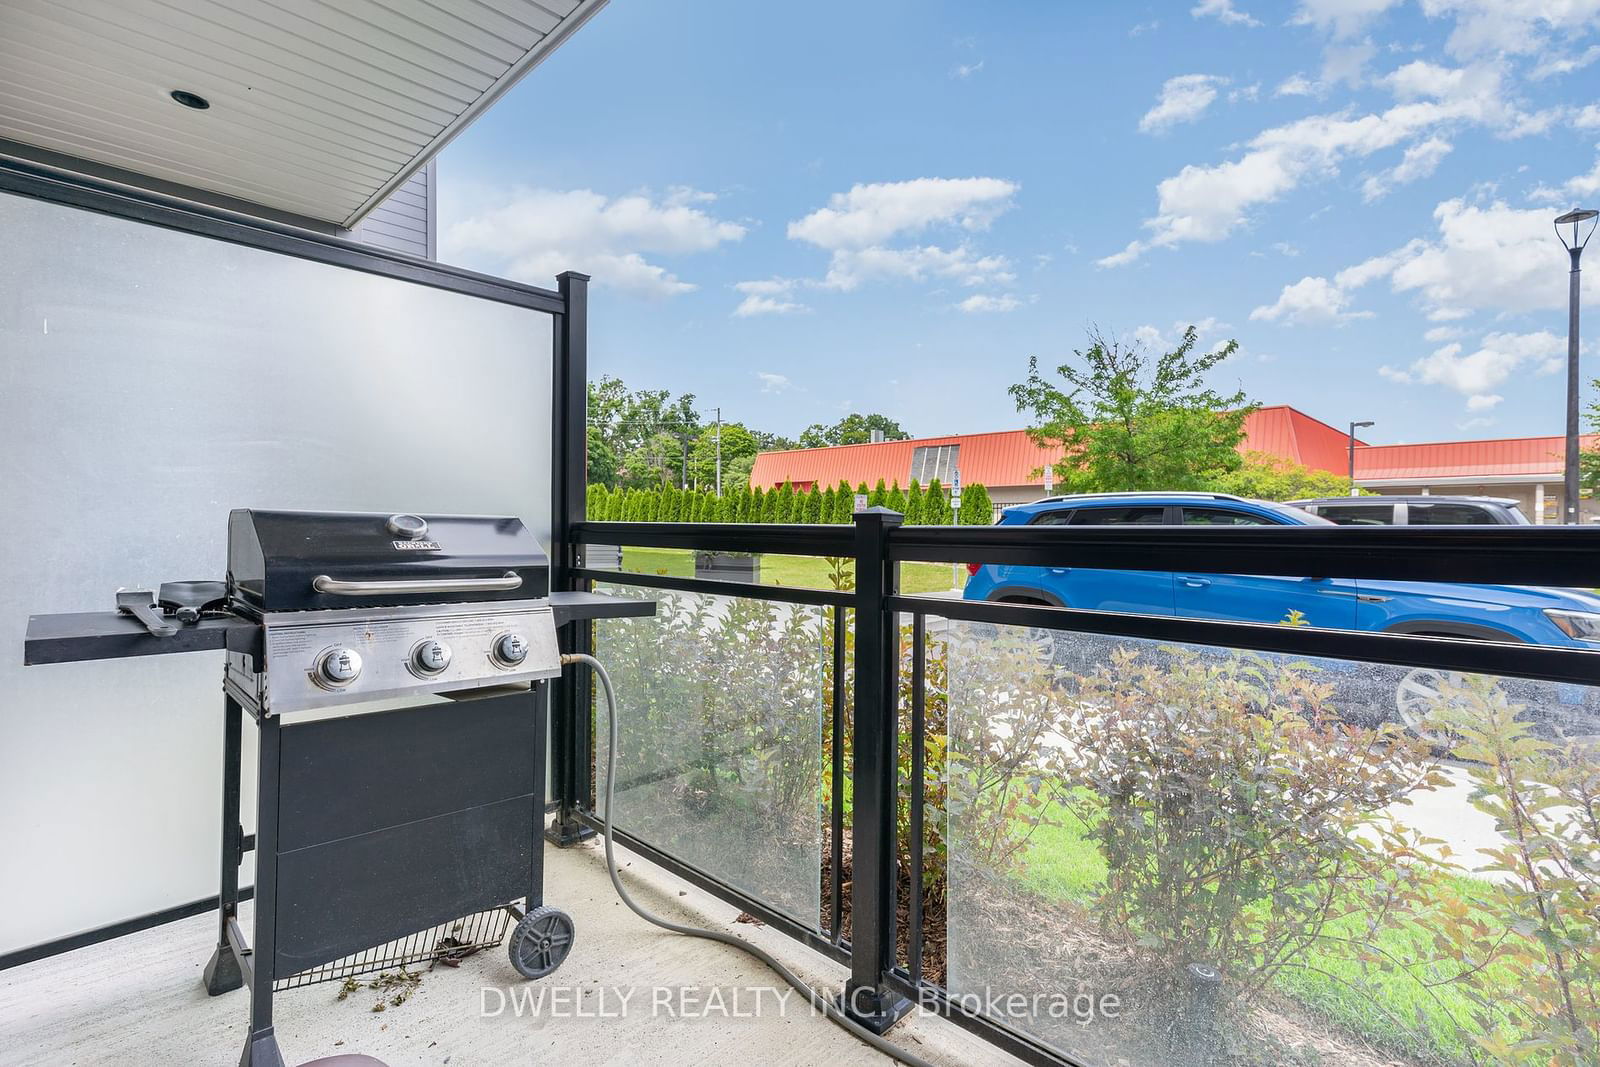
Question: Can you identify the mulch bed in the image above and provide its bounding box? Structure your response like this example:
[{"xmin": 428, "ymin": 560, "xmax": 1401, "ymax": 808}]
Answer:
[{"xmin": 819, "ymin": 829, "xmax": 948, "ymax": 986}]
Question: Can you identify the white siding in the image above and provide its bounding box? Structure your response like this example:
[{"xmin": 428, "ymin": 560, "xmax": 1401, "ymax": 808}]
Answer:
[{"xmin": 352, "ymin": 160, "xmax": 435, "ymax": 258}]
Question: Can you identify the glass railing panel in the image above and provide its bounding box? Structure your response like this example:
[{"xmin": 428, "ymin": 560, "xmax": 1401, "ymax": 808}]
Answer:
[
  {"xmin": 592, "ymin": 582, "xmax": 826, "ymax": 924},
  {"xmin": 941, "ymin": 619, "xmax": 1600, "ymax": 1066}
]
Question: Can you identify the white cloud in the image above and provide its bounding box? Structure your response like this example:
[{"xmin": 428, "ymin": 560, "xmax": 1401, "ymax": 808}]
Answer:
[
  {"xmin": 1250, "ymin": 275, "xmax": 1373, "ymax": 324},
  {"xmin": 1192, "ymin": 0, "xmax": 1261, "ymax": 27},
  {"xmin": 1321, "ymin": 38, "xmax": 1379, "ymax": 87},
  {"xmin": 1379, "ymin": 329, "xmax": 1565, "ymax": 407},
  {"xmin": 821, "ymin": 245, "xmax": 1015, "ymax": 291},
  {"xmin": 1361, "ymin": 135, "xmax": 1453, "ymax": 200},
  {"xmin": 788, "ymin": 178, "xmax": 1018, "ymax": 249},
  {"xmin": 1531, "ymin": 43, "xmax": 1600, "ymax": 79},
  {"xmin": 1538, "ymin": 154, "xmax": 1600, "ymax": 201},
  {"xmin": 956, "ymin": 293, "xmax": 1022, "ymax": 313},
  {"xmin": 732, "ymin": 279, "xmax": 809, "ymax": 317},
  {"xmin": 1275, "ymin": 74, "xmax": 1318, "ymax": 96},
  {"xmin": 1132, "ymin": 324, "xmax": 1168, "ymax": 349},
  {"xmin": 787, "ymin": 178, "xmax": 1018, "ymax": 294},
  {"xmin": 756, "ymin": 372, "xmax": 794, "ymax": 393},
  {"xmin": 1576, "ymin": 104, "xmax": 1600, "ymax": 127},
  {"xmin": 1130, "ymin": 318, "xmax": 1232, "ymax": 351},
  {"xmin": 443, "ymin": 186, "xmax": 744, "ymax": 298},
  {"xmin": 1140, "ymin": 74, "xmax": 1228, "ymax": 133},
  {"xmin": 1420, "ymin": 0, "xmax": 1600, "ymax": 59},
  {"xmin": 1102, "ymin": 60, "xmax": 1547, "ymax": 265},
  {"xmin": 952, "ymin": 59, "xmax": 985, "ymax": 79},
  {"xmin": 1424, "ymin": 325, "xmax": 1465, "ymax": 342},
  {"xmin": 1342, "ymin": 198, "xmax": 1595, "ymax": 316},
  {"xmin": 1293, "ymin": 0, "xmax": 1402, "ymax": 38}
]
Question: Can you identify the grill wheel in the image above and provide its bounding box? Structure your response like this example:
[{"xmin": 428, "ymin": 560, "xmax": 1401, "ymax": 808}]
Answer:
[{"xmin": 508, "ymin": 906, "xmax": 575, "ymax": 979}]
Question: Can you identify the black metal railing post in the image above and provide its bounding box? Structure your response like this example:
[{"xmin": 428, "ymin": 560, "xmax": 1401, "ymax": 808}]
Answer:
[
  {"xmin": 548, "ymin": 270, "xmax": 595, "ymax": 846},
  {"xmin": 842, "ymin": 507, "xmax": 913, "ymax": 1032}
]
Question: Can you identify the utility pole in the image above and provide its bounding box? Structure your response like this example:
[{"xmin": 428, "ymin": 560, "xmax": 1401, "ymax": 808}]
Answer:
[
  {"xmin": 714, "ymin": 407, "xmax": 723, "ymax": 497},
  {"xmin": 1348, "ymin": 420, "xmax": 1374, "ymax": 496},
  {"xmin": 950, "ymin": 467, "xmax": 962, "ymax": 589},
  {"xmin": 1555, "ymin": 209, "xmax": 1597, "ymax": 523}
]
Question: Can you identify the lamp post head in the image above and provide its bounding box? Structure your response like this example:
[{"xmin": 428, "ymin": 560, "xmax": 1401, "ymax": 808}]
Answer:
[{"xmin": 1555, "ymin": 208, "xmax": 1598, "ymax": 254}]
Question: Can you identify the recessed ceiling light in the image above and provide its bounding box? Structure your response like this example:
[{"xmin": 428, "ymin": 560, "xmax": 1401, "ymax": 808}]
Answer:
[{"xmin": 169, "ymin": 90, "xmax": 210, "ymax": 110}]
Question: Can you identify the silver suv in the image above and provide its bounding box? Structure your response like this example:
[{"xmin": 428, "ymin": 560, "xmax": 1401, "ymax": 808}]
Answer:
[{"xmin": 1288, "ymin": 495, "xmax": 1531, "ymax": 526}]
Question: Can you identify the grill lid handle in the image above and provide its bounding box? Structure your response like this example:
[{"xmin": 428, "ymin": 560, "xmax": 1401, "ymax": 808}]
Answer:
[{"xmin": 310, "ymin": 571, "xmax": 523, "ymax": 596}]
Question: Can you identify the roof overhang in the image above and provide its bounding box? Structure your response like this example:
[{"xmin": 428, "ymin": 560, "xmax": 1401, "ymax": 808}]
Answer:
[
  {"xmin": 1357, "ymin": 473, "xmax": 1558, "ymax": 486},
  {"xmin": 0, "ymin": 0, "xmax": 606, "ymax": 231}
]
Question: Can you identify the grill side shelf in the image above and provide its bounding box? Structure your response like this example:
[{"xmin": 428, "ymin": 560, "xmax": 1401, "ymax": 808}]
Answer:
[
  {"xmin": 548, "ymin": 590, "xmax": 656, "ymax": 627},
  {"xmin": 24, "ymin": 592, "xmax": 652, "ymax": 665},
  {"xmin": 23, "ymin": 612, "xmax": 261, "ymax": 665}
]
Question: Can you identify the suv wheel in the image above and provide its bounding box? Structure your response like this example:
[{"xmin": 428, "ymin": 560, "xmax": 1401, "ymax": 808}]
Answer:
[{"xmin": 1394, "ymin": 667, "xmax": 1468, "ymax": 749}]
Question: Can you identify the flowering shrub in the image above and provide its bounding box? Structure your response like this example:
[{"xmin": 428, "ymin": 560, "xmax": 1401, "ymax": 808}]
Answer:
[{"xmin": 1425, "ymin": 675, "xmax": 1600, "ymax": 1065}]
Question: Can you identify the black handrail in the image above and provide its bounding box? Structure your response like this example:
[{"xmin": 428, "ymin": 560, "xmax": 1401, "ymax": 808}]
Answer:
[
  {"xmin": 564, "ymin": 510, "xmax": 1600, "ymax": 1067},
  {"xmin": 889, "ymin": 521, "xmax": 1600, "ymax": 584}
]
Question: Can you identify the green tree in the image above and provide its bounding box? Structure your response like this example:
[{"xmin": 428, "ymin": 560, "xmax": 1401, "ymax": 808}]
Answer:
[
  {"xmin": 924, "ymin": 479, "xmax": 952, "ymax": 524},
  {"xmin": 803, "ymin": 486, "xmax": 823, "ymax": 523},
  {"xmin": 1580, "ymin": 378, "xmax": 1600, "ymax": 498},
  {"xmin": 958, "ymin": 482, "xmax": 993, "ymax": 525},
  {"xmin": 798, "ymin": 412, "xmax": 912, "ymax": 448},
  {"xmin": 905, "ymin": 481, "xmax": 925, "ymax": 525},
  {"xmin": 869, "ymin": 478, "xmax": 889, "ymax": 508},
  {"xmin": 692, "ymin": 422, "xmax": 761, "ymax": 491},
  {"xmin": 588, "ymin": 375, "xmax": 700, "ymax": 489},
  {"xmin": 887, "ymin": 481, "xmax": 907, "ymax": 515},
  {"xmin": 587, "ymin": 424, "xmax": 618, "ymax": 488},
  {"xmin": 1207, "ymin": 452, "xmax": 1356, "ymax": 502},
  {"xmin": 1009, "ymin": 325, "xmax": 1254, "ymax": 492}
]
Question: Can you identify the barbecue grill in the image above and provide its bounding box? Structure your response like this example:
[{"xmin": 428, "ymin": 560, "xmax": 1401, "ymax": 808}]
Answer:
[{"xmin": 23, "ymin": 508, "xmax": 653, "ymax": 1067}]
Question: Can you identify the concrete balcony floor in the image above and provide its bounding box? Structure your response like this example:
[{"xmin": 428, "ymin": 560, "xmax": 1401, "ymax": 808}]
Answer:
[{"xmin": 0, "ymin": 837, "xmax": 1020, "ymax": 1067}]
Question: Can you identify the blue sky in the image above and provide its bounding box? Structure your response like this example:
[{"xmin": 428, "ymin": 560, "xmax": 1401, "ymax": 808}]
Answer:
[{"xmin": 438, "ymin": 0, "xmax": 1600, "ymax": 447}]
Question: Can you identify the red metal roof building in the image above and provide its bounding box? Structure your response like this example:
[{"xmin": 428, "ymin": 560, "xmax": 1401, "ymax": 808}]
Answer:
[
  {"xmin": 747, "ymin": 406, "xmax": 1592, "ymax": 523},
  {"xmin": 749, "ymin": 406, "xmax": 1358, "ymax": 497}
]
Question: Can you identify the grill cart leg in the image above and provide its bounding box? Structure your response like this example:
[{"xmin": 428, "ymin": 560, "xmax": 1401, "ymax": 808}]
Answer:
[
  {"xmin": 240, "ymin": 712, "xmax": 285, "ymax": 1067},
  {"xmin": 204, "ymin": 693, "xmax": 246, "ymax": 997}
]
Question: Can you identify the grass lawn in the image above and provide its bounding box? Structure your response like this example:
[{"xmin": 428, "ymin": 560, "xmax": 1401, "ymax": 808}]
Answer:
[
  {"xmin": 1011, "ymin": 793, "xmax": 1523, "ymax": 1064},
  {"xmin": 615, "ymin": 546, "xmax": 962, "ymax": 595}
]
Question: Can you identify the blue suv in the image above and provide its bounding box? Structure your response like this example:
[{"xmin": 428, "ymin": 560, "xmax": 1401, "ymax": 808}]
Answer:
[{"xmin": 963, "ymin": 492, "xmax": 1600, "ymax": 741}]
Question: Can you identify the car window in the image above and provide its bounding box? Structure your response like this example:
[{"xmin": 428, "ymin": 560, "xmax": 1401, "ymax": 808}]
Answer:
[
  {"xmin": 1181, "ymin": 507, "xmax": 1269, "ymax": 526},
  {"xmin": 1061, "ymin": 506, "xmax": 1166, "ymax": 525},
  {"xmin": 1317, "ymin": 503, "xmax": 1395, "ymax": 526},
  {"xmin": 1029, "ymin": 509, "xmax": 1076, "ymax": 526},
  {"xmin": 1407, "ymin": 503, "xmax": 1494, "ymax": 525}
]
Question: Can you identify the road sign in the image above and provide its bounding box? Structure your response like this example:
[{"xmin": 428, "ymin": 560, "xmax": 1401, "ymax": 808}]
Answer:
[{"xmin": 854, "ymin": 493, "xmax": 868, "ymax": 512}]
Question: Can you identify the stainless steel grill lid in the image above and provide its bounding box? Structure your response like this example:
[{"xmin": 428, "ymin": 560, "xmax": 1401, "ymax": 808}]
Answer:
[{"xmin": 227, "ymin": 509, "xmax": 550, "ymax": 613}]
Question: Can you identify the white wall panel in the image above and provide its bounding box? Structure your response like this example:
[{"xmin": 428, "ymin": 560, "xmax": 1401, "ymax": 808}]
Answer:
[{"xmin": 0, "ymin": 191, "xmax": 553, "ymax": 954}]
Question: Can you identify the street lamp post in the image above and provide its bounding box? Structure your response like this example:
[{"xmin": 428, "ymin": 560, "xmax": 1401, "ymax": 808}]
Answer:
[
  {"xmin": 1555, "ymin": 209, "xmax": 1597, "ymax": 524},
  {"xmin": 713, "ymin": 406, "xmax": 723, "ymax": 497},
  {"xmin": 1348, "ymin": 420, "xmax": 1374, "ymax": 496}
]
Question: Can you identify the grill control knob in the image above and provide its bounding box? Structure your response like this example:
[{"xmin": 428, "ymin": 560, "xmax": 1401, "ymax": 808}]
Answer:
[
  {"xmin": 412, "ymin": 639, "xmax": 452, "ymax": 675},
  {"xmin": 315, "ymin": 647, "xmax": 362, "ymax": 687},
  {"xmin": 492, "ymin": 632, "xmax": 529, "ymax": 668}
]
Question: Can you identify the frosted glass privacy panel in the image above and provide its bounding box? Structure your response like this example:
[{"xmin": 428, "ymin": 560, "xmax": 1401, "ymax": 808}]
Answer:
[
  {"xmin": 942, "ymin": 620, "xmax": 1600, "ymax": 1066},
  {"xmin": 593, "ymin": 583, "xmax": 825, "ymax": 924},
  {"xmin": 0, "ymin": 191, "xmax": 552, "ymax": 954}
]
